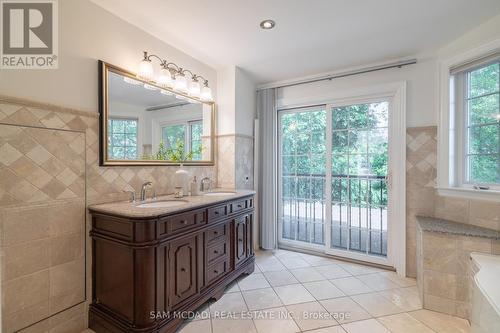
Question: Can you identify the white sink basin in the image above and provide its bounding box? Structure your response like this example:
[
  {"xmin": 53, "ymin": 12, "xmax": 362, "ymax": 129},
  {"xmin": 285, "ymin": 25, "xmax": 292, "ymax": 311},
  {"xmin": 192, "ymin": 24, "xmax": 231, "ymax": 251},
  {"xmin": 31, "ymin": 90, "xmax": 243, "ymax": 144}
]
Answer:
[
  {"xmin": 136, "ymin": 200, "xmax": 188, "ymax": 208},
  {"xmin": 203, "ymin": 191, "xmax": 236, "ymax": 196}
]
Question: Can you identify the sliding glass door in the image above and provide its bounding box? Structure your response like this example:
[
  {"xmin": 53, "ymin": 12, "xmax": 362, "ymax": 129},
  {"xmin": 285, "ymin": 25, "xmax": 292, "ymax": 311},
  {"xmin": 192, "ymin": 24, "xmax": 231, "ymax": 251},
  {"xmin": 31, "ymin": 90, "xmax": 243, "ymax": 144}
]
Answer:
[
  {"xmin": 279, "ymin": 107, "xmax": 327, "ymax": 245},
  {"xmin": 278, "ymin": 101, "xmax": 390, "ymax": 264}
]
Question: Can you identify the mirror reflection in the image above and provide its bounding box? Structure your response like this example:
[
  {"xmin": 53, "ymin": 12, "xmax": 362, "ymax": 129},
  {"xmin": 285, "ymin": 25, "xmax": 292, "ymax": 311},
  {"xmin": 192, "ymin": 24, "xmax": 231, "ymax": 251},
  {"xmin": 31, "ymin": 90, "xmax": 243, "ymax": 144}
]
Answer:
[{"xmin": 105, "ymin": 69, "xmax": 213, "ymax": 163}]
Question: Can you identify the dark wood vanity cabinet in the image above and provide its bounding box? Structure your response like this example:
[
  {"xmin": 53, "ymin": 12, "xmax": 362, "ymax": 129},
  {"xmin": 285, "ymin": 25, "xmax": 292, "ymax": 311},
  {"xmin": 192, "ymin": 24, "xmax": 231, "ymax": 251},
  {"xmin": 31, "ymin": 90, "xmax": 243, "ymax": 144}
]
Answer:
[
  {"xmin": 234, "ymin": 213, "xmax": 253, "ymax": 267},
  {"xmin": 89, "ymin": 195, "xmax": 255, "ymax": 333}
]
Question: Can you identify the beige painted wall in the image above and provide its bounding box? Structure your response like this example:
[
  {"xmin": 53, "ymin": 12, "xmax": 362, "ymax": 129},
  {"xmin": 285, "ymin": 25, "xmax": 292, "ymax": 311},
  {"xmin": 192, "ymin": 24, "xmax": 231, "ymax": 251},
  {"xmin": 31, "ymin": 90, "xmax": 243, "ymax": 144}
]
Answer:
[{"xmin": 0, "ymin": 0, "xmax": 217, "ymax": 113}]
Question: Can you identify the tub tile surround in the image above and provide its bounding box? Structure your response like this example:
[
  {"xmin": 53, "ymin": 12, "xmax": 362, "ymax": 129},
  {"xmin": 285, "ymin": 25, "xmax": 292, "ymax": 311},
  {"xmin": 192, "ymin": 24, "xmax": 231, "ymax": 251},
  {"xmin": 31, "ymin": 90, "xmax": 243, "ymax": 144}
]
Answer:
[
  {"xmin": 416, "ymin": 216, "xmax": 500, "ymax": 320},
  {"xmin": 406, "ymin": 126, "xmax": 500, "ymax": 278},
  {"xmin": 0, "ymin": 96, "xmax": 216, "ymax": 333}
]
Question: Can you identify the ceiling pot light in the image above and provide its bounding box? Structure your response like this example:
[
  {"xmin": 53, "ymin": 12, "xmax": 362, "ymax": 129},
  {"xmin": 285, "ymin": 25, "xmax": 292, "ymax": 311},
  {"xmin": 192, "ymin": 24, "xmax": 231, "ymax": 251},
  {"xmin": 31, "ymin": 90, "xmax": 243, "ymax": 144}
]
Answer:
[
  {"xmin": 160, "ymin": 89, "xmax": 173, "ymax": 96},
  {"xmin": 260, "ymin": 19, "xmax": 275, "ymax": 30}
]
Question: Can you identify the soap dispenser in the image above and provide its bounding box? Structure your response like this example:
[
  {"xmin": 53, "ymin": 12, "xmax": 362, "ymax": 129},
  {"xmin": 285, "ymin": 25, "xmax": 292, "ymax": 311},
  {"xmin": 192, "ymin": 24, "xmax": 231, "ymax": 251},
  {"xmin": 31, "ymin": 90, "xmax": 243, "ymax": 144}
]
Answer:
[{"xmin": 190, "ymin": 176, "xmax": 199, "ymax": 196}]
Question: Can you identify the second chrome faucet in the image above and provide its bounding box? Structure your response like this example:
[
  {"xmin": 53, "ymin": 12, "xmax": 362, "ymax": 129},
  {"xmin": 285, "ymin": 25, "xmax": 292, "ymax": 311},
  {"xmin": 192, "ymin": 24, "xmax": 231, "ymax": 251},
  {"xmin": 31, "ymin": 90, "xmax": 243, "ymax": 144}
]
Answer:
[{"xmin": 140, "ymin": 181, "xmax": 153, "ymax": 201}]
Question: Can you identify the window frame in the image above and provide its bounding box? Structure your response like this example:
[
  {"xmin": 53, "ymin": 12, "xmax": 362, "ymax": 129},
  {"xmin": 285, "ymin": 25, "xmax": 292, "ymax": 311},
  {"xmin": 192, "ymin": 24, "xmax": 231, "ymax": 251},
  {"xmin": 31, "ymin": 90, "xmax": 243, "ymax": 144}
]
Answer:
[
  {"xmin": 108, "ymin": 117, "xmax": 139, "ymax": 160},
  {"xmin": 437, "ymin": 40, "xmax": 500, "ymax": 201},
  {"xmin": 159, "ymin": 118, "xmax": 203, "ymax": 160},
  {"xmin": 457, "ymin": 60, "xmax": 500, "ymax": 188}
]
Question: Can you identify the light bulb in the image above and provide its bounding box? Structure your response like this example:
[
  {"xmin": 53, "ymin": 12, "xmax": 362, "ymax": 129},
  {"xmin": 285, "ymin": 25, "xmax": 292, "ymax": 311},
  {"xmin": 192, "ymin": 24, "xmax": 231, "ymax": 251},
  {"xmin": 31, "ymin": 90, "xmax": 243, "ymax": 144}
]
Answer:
[
  {"xmin": 174, "ymin": 74, "xmax": 188, "ymax": 93},
  {"xmin": 123, "ymin": 76, "xmax": 141, "ymax": 85},
  {"xmin": 144, "ymin": 83, "xmax": 158, "ymax": 90},
  {"xmin": 189, "ymin": 80, "xmax": 201, "ymax": 98},
  {"xmin": 157, "ymin": 68, "xmax": 173, "ymax": 88},
  {"xmin": 137, "ymin": 59, "xmax": 154, "ymax": 81},
  {"xmin": 200, "ymin": 85, "xmax": 213, "ymax": 102}
]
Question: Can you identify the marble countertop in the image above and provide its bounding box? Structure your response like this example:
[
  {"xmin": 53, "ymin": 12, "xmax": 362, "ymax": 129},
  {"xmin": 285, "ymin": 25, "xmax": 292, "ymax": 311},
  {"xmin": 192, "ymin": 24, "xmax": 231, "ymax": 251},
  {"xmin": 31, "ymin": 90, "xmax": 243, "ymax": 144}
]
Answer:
[
  {"xmin": 416, "ymin": 216, "xmax": 500, "ymax": 240},
  {"xmin": 88, "ymin": 189, "xmax": 256, "ymax": 219}
]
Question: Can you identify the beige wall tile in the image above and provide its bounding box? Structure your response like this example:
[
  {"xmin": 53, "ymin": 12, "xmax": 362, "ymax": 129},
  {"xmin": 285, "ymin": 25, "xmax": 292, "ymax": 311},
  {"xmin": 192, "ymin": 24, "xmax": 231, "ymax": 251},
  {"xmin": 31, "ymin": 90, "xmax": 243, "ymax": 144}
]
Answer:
[
  {"xmin": 49, "ymin": 259, "xmax": 85, "ymax": 299},
  {"xmin": 1, "ymin": 205, "xmax": 51, "ymax": 246},
  {"xmin": 423, "ymin": 270, "xmax": 457, "ymax": 299},
  {"xmin": 50, "ymin": 232, "xmax": 84, "ymax": 266},
  {"xmin": 423, "ymin": 294, "xmax": 456, "ymax": 316},
  {"xmin": 2, "ymin": 300, "xmax": 49, "ymax": 333},
  {"xmin": 2, "ymin": 238, "xmax": 51, "ymax": 281},
  {"xmin": 434, "ymin": 196, "xmax": 470, "ymax": 224},
  {"xmin": 2, "ymin": 269, "xmax": 50, "ymax": 315},
  {"xmin": 48, "ymin": 201, "xmax": 85, "ymax": 236}
]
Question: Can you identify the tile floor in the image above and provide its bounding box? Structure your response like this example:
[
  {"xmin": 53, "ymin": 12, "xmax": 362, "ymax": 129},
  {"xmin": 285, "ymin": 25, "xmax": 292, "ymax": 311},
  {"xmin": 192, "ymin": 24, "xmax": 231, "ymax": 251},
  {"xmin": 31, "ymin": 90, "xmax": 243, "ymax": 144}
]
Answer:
[{"xmin": 84, "ymin": 249, "xmax": 471, "ymax": 333}]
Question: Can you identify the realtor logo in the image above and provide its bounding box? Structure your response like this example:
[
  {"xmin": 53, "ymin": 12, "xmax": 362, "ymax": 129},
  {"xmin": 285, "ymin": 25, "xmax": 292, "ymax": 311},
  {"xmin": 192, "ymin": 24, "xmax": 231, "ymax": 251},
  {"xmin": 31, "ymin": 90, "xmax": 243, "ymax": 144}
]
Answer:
[{"xmin": 1, "ymin": 0, "xmax": 58, "ymax": 69}]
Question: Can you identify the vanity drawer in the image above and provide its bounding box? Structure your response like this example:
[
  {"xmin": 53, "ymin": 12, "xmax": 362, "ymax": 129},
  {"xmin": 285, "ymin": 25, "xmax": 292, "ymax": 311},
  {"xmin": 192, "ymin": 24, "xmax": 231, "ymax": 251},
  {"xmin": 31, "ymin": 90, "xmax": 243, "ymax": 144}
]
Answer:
[
  {"xmin": 230, "ymin": 199, "xmax": 251, "ymax": 213},
  {"xmin": 206, "ymin": 259, "xmax": 229, "ymax": 285},
  {"xmin": 159, "ymin": 209, "xmax": 207, "ymax": 235},
  {"xmin": 208, "ymin": 205, "xmax": 228, "ymax": 221},
  {"xmin": 206, "ymin": 240, "xmax": 228, "ymax": 265},
  {"xmin": 205, "ymin": 223, "xmax": 228, "ymax": 245}
]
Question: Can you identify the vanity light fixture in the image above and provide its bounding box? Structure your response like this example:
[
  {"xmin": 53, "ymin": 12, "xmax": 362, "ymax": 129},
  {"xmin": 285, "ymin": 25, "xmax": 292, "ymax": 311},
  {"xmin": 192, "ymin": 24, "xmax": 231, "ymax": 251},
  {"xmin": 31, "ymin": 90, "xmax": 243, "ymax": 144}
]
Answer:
[
  {"xmin": 135, "ymin": 51, "xmax": 213, "ymax": 102},
  {"xmin": 123, "ymin": 76, "xmax": 141, "ymax": 85},
  {"xmin": 260, "ymin": 19, "xmax": 275, "ymax": 30}
]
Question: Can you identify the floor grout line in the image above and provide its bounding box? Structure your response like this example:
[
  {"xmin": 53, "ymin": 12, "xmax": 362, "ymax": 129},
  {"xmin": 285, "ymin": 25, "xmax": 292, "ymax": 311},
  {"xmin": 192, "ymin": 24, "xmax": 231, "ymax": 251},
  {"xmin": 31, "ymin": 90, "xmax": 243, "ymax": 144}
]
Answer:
[{"xmin": 197, "ymin": 249, "xmax": 468, "ymax": 333}]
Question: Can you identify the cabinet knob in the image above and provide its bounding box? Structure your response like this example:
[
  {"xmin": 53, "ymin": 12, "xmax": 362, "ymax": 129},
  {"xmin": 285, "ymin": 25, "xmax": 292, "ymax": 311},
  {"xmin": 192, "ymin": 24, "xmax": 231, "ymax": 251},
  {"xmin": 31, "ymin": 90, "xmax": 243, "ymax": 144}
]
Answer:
[
  {"xmin": 214, "ymin": 250, "xmax": 219, "ymax": 254},
  {"xmin": 237, "ymin": 204, "xmax": 242, "ymax": 208},
  {"xmin": 181, "ymin": 220, "xmax": 187, "ymax": 225},
  {"xmin": 214, "ymin": 211, "xmax": 219, "ymax": 215},
  {"xmin": 214, "ymin": 231, "xmax": 218, "ymax": 235},
  {"xmin": 180, "ymin": 267, "xmax": 186, "ymax": 272},
  {"xmin": 213, "ymin": 270, "xmax": 219, "ymax": 274},
  {"xmin": 238, "ymin": 238, "xmax": 243, "ymax": 242}
]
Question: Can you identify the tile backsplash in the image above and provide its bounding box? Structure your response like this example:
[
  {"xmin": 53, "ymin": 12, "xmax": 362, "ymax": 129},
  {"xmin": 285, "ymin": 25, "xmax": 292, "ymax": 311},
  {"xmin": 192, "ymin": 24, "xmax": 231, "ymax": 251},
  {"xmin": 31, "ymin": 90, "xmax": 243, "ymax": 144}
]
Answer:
[{"xmin": 0, "ymin": 95, "xmax": 216, "ymax": 332}]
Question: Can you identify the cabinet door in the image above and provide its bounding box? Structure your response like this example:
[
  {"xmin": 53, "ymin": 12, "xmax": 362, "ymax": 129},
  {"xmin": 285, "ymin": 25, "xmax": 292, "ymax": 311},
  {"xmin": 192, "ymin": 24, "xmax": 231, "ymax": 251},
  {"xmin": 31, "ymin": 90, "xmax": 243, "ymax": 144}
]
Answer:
[
  {"xmin": 168, "ymin": 235, "xmax": 200, "ymax": 308},
  {"xmin": 234, "ymin": 214, "xmax": 252, "ymax": 267}
]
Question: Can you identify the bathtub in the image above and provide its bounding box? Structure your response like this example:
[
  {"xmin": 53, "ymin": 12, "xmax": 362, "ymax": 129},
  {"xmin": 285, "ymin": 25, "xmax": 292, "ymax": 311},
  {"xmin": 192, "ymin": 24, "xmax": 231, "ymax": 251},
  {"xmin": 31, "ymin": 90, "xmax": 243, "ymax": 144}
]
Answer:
[{"xmin": 470, "ymin": 253, "xmax": 500, "ymax": 333}]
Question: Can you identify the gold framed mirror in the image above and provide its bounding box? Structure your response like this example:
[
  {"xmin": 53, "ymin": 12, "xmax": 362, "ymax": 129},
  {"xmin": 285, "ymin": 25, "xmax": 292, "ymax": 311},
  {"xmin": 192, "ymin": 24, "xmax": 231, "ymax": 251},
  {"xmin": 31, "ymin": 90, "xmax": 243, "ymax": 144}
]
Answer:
[{"xmin": 98, "ymin": 61, "xmax": 215, "ymax": 166}]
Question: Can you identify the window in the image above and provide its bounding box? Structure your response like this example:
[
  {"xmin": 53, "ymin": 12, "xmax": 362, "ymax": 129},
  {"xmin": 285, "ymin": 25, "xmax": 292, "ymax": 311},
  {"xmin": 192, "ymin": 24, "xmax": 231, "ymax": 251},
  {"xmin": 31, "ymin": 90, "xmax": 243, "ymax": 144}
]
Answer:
[
  {"xmin": 108, "ymin": 118, "xmax": 138, "ymax": 159},
  {"xmin": 439, "ymin": 46, "xmax": 500, "ymax": 200},
  {"xmin": 162, "ymin": 124, "xmax": 186, "ymax": 149},
  {"xmin": 464, "ymin": 62, "xmax": 500, "ymax": 184},
  {"xmin": 160, "ymin": 120, "xmax": 203, "ymax": 160},
  {"xmin": 189, "ymin": 120, "xmax": 203, "ymax": 160}
]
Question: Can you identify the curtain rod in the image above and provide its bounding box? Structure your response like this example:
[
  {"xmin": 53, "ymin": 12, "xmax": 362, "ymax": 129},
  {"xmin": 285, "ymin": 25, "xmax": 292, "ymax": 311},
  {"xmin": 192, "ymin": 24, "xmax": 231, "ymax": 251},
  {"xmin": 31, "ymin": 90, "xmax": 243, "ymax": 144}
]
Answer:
[{"xmin": 260, "ymin": 59, "xmax": 417, "ymax": 90}]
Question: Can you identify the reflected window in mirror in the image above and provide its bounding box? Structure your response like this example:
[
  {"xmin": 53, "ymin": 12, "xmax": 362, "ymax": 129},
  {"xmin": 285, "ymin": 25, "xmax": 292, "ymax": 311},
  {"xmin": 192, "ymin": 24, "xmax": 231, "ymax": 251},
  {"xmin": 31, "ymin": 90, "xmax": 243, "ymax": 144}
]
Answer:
[
  {"xmin": 190, "ymin": 120, "xmax": 203, "ymax": 160},
  {"xmin": 161, "ymin": 119, "xmax": 203, "ymax": 161},
  {"xmin": 108, "ymin": 118, "xmax": 138, "ymax": 159}
]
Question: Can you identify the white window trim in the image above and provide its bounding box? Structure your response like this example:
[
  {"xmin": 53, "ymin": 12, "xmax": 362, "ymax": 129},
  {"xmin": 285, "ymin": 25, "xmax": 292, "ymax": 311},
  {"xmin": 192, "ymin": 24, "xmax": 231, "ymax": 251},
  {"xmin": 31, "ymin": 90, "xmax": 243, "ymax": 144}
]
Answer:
[
  {"xmin": 277, "ymin": 81, "xmax": 407, "ymax": 276},
  {"xmin": 437, "ymin": 38, "xmax": 500, "ymax": 202}
]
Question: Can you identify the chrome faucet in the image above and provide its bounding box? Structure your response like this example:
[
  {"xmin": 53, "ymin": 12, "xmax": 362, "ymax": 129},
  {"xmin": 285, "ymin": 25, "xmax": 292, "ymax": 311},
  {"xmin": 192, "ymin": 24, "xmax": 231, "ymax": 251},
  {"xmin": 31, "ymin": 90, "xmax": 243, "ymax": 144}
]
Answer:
[
  {"xmin": 140, "ymin": 181, "xmax": 153, "ymax": 201},
  {"xmin": 123, "ymin": 190, "xmax": 136, "ymax": 203},
  {"xmin": 200, "ymin": 177, "xmax": 212, "ymax": 192}
]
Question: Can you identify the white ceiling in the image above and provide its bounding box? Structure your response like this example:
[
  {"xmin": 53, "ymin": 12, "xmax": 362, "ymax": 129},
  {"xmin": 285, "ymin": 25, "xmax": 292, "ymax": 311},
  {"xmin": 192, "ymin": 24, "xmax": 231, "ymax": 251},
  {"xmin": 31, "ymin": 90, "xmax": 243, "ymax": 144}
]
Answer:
[{"xmin": 92, "ymin": 0, "xmax": 500, "ymax": 84}]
